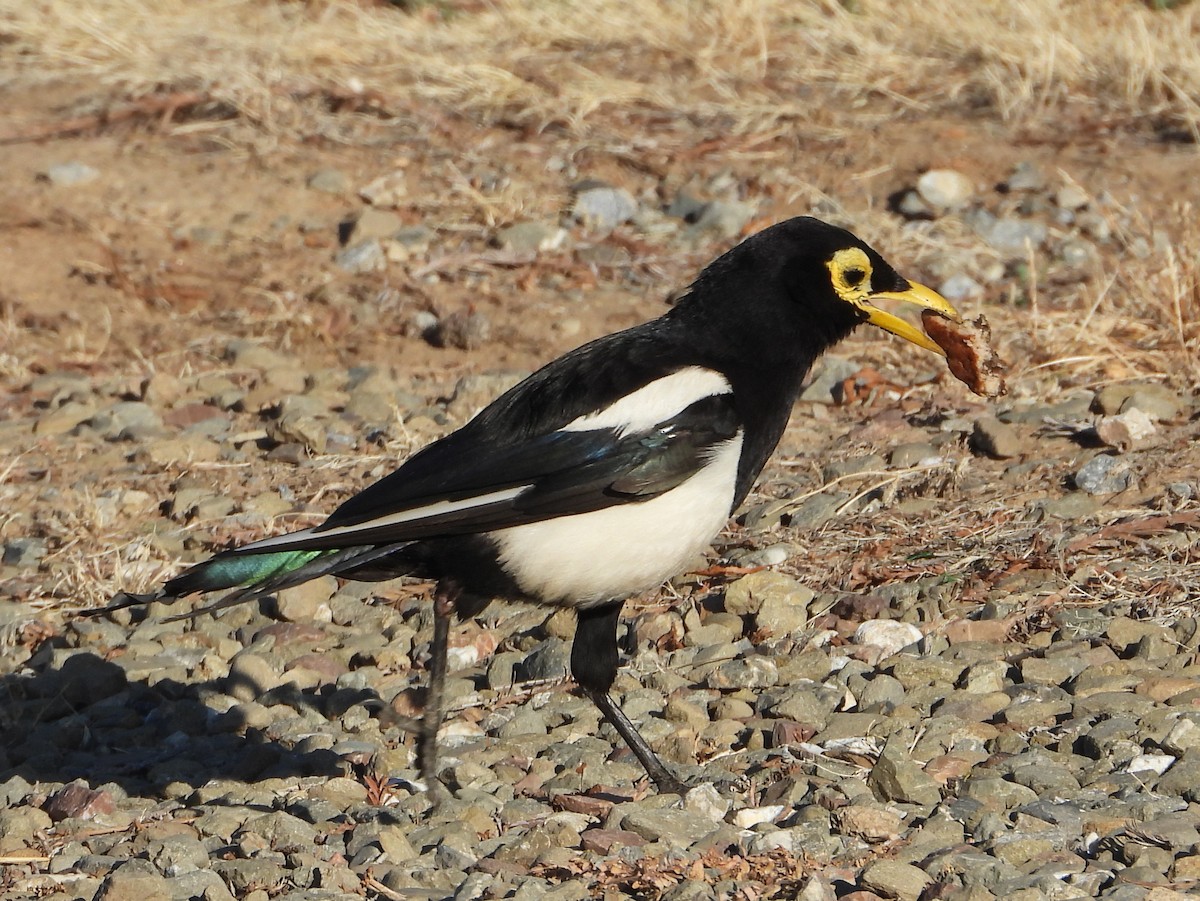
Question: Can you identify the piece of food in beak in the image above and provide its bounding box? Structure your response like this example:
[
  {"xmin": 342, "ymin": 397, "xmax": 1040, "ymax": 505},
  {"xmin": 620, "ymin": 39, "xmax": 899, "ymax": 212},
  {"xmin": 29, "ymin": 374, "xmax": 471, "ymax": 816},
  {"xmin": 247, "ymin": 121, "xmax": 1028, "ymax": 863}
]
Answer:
[{"xmin": 921, "ymin": 311, "xmax": 1007, "ymax": 397}]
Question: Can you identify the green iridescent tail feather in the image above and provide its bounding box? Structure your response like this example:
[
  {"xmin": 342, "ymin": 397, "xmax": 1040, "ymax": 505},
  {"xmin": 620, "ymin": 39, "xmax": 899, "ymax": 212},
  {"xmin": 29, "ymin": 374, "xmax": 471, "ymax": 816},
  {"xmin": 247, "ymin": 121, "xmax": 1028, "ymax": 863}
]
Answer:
[{"xmin": 89, "ymin": 543, "xmax": 412, "ymax": 621}]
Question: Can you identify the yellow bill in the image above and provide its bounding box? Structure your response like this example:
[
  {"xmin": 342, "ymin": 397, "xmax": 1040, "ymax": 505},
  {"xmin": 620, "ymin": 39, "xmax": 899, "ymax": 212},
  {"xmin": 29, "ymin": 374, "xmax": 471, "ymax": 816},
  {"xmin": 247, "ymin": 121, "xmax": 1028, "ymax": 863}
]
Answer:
[{"xmin": 858, "ymin": 281, "xmax": 961, "ymax": 356}]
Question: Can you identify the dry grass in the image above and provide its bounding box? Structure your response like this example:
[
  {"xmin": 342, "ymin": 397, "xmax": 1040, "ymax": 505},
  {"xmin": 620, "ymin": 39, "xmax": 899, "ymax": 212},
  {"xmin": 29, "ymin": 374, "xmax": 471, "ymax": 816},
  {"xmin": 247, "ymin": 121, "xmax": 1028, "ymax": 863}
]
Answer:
[{"xmin": 3, "ymin": 0, "xmax": 1199, "ymax": 139}]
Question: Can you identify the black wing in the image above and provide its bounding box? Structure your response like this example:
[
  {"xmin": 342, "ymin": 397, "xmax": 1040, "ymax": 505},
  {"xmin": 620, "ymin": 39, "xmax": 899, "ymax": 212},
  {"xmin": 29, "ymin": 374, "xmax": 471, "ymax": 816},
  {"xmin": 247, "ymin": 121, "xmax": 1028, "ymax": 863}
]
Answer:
[{"xmin": 236, "ymin": 393, "xmax": 740, "ymax": 554}]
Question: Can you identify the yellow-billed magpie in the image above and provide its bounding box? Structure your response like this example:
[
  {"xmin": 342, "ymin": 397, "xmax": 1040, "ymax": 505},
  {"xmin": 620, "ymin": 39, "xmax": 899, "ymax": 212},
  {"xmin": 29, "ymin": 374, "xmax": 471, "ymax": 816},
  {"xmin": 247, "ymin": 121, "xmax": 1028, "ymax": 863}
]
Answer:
[{"xmin": 102, "ymin": 217, "xmax": 960, "ymax": 794}]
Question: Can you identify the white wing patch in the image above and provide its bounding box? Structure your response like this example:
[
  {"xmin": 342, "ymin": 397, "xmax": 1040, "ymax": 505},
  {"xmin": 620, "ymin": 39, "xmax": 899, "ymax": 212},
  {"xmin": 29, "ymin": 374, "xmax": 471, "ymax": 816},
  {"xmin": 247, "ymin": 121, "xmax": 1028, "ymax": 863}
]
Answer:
[
  {"xmin": 560, "ymin": 366, "xmax": 732, "ymax": 437},
  {"xmin": 236, "ymin": 484, "xmax": 532, "ymax": 551},
  {"xmin": 492, "ymin": 431, "xmax": 744, "ymax": 606}
]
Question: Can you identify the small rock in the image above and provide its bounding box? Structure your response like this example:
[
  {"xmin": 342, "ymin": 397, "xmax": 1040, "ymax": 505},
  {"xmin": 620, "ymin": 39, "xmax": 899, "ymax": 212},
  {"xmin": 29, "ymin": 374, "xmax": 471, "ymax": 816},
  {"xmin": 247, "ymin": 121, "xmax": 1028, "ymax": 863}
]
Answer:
[
  {"xmin": 916, "ymin": 169, "xmax": 974, "ymax": 209},
  {"xmin": 800, "ymin": 356, "xmax": 861, "ymax": 404},
  {"xmin": 708, "ymin": 655, "xmax": 778, "ymax": 690},
  {"xmin": 34, "ymin": 400, "xmax": 98, "ymax": 436},
  {"xmin": 349, "ymin": 208, "xmax": 404, "ymax": 242},
  {"xmin": 854, "ymin": 620, "xmax": 922, "ymax": 659},
  {"xmin": 971, "ymin": 416, "xmax": 1022, "ymax": 459},
  {"xmin": 95, "ymin": 864, "xmax": 172, "ymax": 901},
  {"xmin": 44, "ymin": 161, "xmax": 100, "ymax": 186},
  {"xmin": 1122, "ymin": 754, "xmax": 1175, "ymax": 776},
  {"xmin": 44, "ymin": 782, "xmax": 115, "ymax": 822},
  {"xmin": 1054, "ymin": 183, "xmax": 1090, "ymax": 211},
  {"xmin": 756, "ymin": 582, "xmax": 816, "ymax": 636},
  {"xmin": 868, "ymin": 739, "xmax": 942, "ymax": 806},
  {"xmin": 3, "ymin": 538, "xmax": 47, "ymax": 567},
  {"xmin": 1004, "ymin": 162, "xmax": 1046, "ymax": 193},
  {"xmin": 686, "ymin": 199, "xmax": 755, "ymax": 240},
  {"xmin": 859, "ymin": 859, "xmax": 933, "ymax": 901},
  {"xmin": 515, "ymin": 638, "xmax": 570, "ymax": 682},
  {"xmin": 938, "ymin": 273, "xmax": 984, "ymax": 302},
  {"xmin": 358, "ymin": 171, "xmax": 409, "ymax": 206},
  {"xmin": 731, "ymin": 805, "xmax": 786, "ymax": 828},
  {"xmin": 1072, "ymin": 454, "xmax": 1135, "ymax": 495},
  {"xmin": 428, "ymin": 307, "xmax": 491, "ymax": 350},
  {"xmin": 724, "ymin": 570, "xmax": 809, "ymax": 617},
  {"xmin": 683, "ymin": 783, "xmax": 731, "ymax": 822},
  {"xmin": 1059, "ymin": 239, "xmax": 1095, "ymax": 267},
  {"xmin": 495, "ymin": 220, "xmax": 567, "ymax": 253},
  {"xmin": 89, "ymin": 401, "xmax": 165, "ymax": 441},
  {"xmin": 307, "ymin": 168, "xmax": 350, "ymax": 194},
  {"xmin": 836, "ymin": 806, "xmax": 902, "ymax": 843},
  {"xmin": 894, "ymin": 190, "xmax": 932, "ymax": 220},
  {"xmin": 572, "ymin": 184, "xmax": 638, "ymax": 232},
  {"xmin": 968, "ymin": 210, "xmax": 1047, "ymax": 254},
  {"xmin": 621, "ymin": 808, "xmax": 716, "ymax": 844},
  {"xmin": 1161, "ymin": 719, "xmax": 1200, "ymax": 754},
  {"xmin": 335, "ymin": 239, "xmax": 387, "ymax": 273}
]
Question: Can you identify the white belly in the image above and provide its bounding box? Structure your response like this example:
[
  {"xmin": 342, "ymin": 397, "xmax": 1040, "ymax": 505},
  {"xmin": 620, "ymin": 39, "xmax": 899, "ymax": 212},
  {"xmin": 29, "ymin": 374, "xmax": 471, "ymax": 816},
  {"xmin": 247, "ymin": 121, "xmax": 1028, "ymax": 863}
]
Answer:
[{"xmin": 491, "ymin": 433, "xmax": 743, "ymax": 606}]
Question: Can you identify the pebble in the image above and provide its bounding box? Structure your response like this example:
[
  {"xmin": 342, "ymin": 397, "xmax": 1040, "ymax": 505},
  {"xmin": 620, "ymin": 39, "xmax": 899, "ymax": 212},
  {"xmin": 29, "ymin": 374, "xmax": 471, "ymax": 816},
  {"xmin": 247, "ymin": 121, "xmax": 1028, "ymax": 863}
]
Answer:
[
  {"xmin": 971, "ymin": 416, "xmax": 1023, "ymax": 459},
  {"xmin": 1054, "ymin": 183, "xmax": 1090, "ymax": 211},
  {"xmin": 307, "ymin": 168, "xmax": 351, "ymax": 194},
  {"xmin": 1072, "ymin": 454, "xmax": 1135, "ymax": 494},
  {"xmin": 495, "ymin": 220, "xmax": 567, "ymax": 253},
  {"xmin": 357, "ymin": 171, "xmax": 409, "ymax": 206},
  {"xmin": 571, "ymin": 184, "xmax": 638, "ymax": 232},
  {"xmin": 684, "ymin": 199, "xmax": 756, "ymax": 240},
  {"xmin": 916, "ymin": 169, "xmax": 974, "ymax": 209},
  {"xmin": 349, "ymin": 207, "xmax": 404, "ymax": 242},
  {"xmin": 938, "ymin": 273, "xmax": 984, "ymax": 302},
  {"xmin": 967, "ymin": 210, "xmax": 1047, "ymax": 254},
  {"xmin": 1004, "ymin": 161, "xmax": 1047, "ymax": 192},
  {"xmin": 44, "ymin": 161, "xmax": 100, "ymax": 186},
  {"xmin": 334, "ymin": 239, "xmax": 387, "ymax": 273}
]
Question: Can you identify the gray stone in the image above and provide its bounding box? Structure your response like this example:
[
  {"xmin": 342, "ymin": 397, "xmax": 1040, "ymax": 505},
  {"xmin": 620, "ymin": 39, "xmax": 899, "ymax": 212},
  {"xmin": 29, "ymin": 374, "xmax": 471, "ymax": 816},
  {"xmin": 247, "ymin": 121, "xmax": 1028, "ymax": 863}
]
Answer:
[
  {"xmin": 95, "ymin": 863, "xmax": 171, "ymax": 901},
  {"xmin": 1072, "ymin": 454, "xmax": 1135, "ymax": 495},
  {"xmin": 307, "ymin": 168, "xmax": 350, "ymax": 194},
  {"xmin": 800, "ymin": 356, "xmax": 861, "ymax": 404},
  {"xmin": 724, "ymin": 570, "xmax": 806, "ymax": 616},
  {"xmin": 1059, "ymin": 239, "xmax": 1095, "ymax": 267},
  {"xmin": 971, "ymin": 416, "xmax": 1023, "ymax": 458},
  {"xmin": 90, "ymin": 401, "xmax": 165, "ymax": 440},
  {"xmin": 685, "ymin": 199, "xmax": 755, "ymax": 240},
  {"xmin": 572, "ymin": 184, "xmax": 638, "ymax": 231},
  {"xmin": 917, "ymin": 169, "xmax": 974, "ymax": 209},
  {"xmin": 3, "ymin": 538, "xmax": 47, "ymax": 567},
  {"xmin": 868, "ymin": 738, "xmax": 942, "ymax": 807},
  {"xmin": 358, "ymin": 171, "xmax": 409, "ymax": 206},
  {"xmin": 895, "ymin": 190, "xmax": 932, "ymax": 219},
  {"xmin": 335, "ymin": 239, "xmax": 387, "ymax": 273},
  {"xmin": 939, "ymin": 273, "xmax": 985, "ymax": 302},
  {"xmin": 1004, "ymin": 162, "xmax": 1047, "ymax": 192},
  {"xmin": 45, "ymin": 161, "xmax": 100, "ymax": 186},
  {"xmin": 495, "ymin": 220, "xmax": 567, "ymax": 253},
  {"xmin": 515, "ymin": 638, "xmax": 571, "ymax": 682},
  {"xmin": 969, "ymin": 210, "xmax": 1047, "ymax": 254},
  {"xmin": 621, "ymin": 808, "xmax": 717, "ymax": 844},
  {"xmin": 707, "ymin": 655, "xmax": 778, "ymax": 690},
  {"xmin": 350, "ymin": 207, "xmax": 404, "ymax": 241},
  {"xmin": 1054, "ymin": 184, "xmax": 1090, "ymax": 211},
  {"xmin": 859, "ymin": 859, "xmax": 933, "ymax": 901}
]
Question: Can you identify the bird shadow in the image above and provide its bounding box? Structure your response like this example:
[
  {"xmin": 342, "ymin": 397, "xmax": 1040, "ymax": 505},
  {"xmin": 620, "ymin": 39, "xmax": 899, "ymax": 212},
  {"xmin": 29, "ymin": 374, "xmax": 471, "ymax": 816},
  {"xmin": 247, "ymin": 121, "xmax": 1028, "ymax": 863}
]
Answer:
[{"xmin": 0, "ymin": 639, "xmax": 385, "ymax": 800}]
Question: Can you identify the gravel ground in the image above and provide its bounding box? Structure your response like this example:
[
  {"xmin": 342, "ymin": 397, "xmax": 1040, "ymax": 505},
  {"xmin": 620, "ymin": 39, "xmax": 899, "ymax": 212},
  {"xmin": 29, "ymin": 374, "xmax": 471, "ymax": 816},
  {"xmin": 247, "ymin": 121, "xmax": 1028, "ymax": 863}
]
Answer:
[{"xmin": 3, "ymin": 50, "xmax": 1200, "ymax": 901}]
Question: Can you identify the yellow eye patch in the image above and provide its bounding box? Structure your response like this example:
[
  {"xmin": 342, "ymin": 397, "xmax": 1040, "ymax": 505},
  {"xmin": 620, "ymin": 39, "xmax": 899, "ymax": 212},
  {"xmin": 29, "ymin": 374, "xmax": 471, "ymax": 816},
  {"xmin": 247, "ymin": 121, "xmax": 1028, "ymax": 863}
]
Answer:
[{"xmin": 825, "ymin": 247, "xmax": 874, "ymax": 301}]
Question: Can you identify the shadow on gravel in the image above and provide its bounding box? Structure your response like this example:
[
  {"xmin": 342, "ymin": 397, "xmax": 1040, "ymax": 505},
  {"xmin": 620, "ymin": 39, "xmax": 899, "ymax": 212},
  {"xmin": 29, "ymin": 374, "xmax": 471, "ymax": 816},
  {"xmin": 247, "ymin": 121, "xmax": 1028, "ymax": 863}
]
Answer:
[{"xmin": 0, "ymin": 648, "xmax": 369, "ymax": 796}]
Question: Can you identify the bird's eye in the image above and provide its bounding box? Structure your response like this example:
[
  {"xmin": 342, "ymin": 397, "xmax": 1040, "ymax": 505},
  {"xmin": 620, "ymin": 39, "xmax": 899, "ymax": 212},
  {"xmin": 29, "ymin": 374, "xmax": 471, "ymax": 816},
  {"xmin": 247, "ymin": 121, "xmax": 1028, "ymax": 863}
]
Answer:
[{"xmin": 844, "ymin": 267, "xmax": 866, "ymax": 287}]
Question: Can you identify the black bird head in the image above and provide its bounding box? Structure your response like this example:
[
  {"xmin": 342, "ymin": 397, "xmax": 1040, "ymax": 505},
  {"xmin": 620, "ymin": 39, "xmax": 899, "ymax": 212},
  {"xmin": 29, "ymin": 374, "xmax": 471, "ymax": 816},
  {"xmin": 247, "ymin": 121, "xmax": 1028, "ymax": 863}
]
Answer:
[{"xmin": 673, "ymin": 216, "xmax": 960, "ymax": 367}]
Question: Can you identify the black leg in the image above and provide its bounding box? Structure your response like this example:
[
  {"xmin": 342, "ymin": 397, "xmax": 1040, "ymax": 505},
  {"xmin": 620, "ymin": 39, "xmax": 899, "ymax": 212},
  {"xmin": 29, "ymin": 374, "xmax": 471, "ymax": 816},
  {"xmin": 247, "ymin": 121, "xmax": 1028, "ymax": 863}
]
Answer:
[
  {"xmin": 572, "ymin": 603, "xmax": 689, "ymax": 795},
  {"xmin": 418, "ymin": 581, "xmax": 457, "ymax": 796}
]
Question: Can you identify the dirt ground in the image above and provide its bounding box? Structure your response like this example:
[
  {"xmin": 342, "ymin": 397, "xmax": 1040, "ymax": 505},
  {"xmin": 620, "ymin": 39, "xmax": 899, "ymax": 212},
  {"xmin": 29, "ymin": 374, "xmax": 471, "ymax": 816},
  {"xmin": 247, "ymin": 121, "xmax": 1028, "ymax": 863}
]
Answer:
[{"xmin": 1, "ymin": 1, "xmax": 1200, "ymax": 896}]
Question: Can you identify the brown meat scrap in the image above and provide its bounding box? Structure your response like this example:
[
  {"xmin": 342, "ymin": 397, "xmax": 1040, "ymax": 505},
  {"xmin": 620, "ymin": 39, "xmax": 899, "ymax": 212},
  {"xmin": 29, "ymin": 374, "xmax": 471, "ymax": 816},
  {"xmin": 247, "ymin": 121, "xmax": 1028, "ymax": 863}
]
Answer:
[{"xmin": 921, "ymin": 311, "xmax": 1007, "ymax": 397}]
